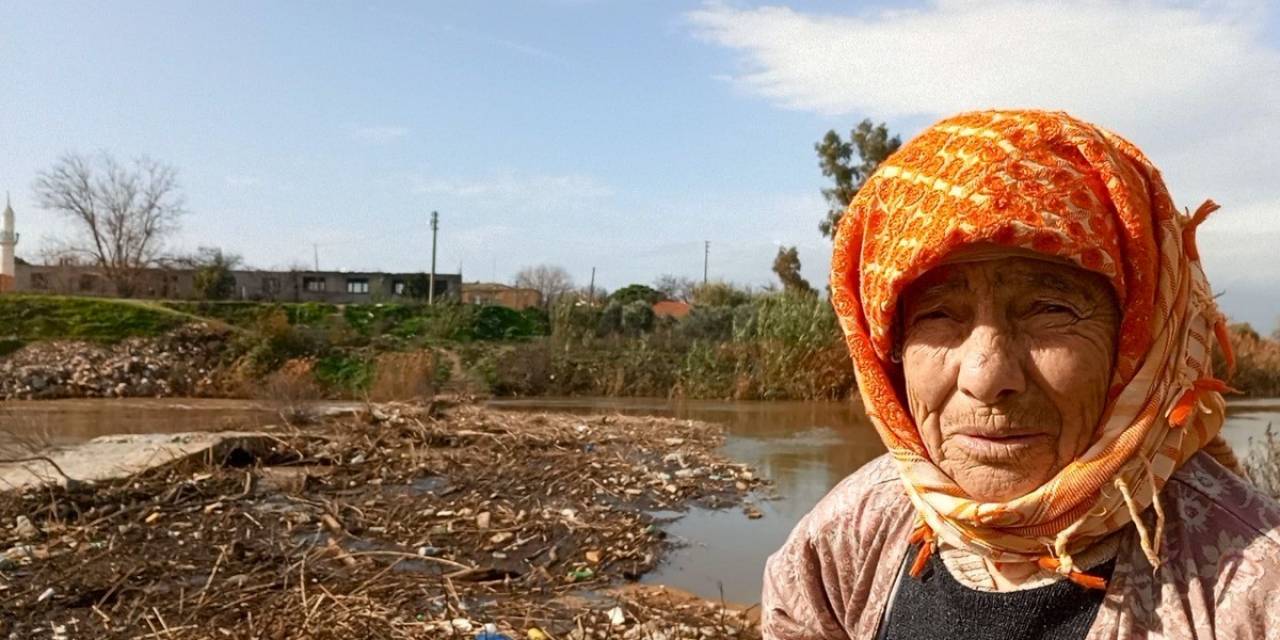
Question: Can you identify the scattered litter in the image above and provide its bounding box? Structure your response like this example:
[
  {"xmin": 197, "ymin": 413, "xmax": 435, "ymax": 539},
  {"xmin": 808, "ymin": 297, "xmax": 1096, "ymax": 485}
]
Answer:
[{"xmin": 608, "ymin": 606, "xmax": 626, "ymax": 626}]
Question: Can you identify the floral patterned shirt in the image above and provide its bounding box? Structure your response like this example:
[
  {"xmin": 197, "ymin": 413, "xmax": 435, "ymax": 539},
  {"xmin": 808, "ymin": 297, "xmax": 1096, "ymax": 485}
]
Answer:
[{"xmin": 761, "ymin": 452, "xmax": 1280, "ymax": 639}]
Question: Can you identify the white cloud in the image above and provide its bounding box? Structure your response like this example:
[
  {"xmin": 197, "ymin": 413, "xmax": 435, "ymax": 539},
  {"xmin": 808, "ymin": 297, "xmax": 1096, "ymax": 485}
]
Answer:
[
  {"xmin": 688, "ymin": 0, "xmax": 1280, "ymax": 319},
  {"xmin": 350, "ymin": 125, "xmax": 411, "ymax": 143}
]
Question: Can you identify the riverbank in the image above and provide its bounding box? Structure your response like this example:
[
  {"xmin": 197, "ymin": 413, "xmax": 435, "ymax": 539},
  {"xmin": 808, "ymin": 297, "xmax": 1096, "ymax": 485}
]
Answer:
[
  {"xmin": 4, "ymin": 294, "xmax": 1280, "ymax": 402},
  {"xmin": 0, "ymin": 400, "xmax": 766, "ymax": 638}
]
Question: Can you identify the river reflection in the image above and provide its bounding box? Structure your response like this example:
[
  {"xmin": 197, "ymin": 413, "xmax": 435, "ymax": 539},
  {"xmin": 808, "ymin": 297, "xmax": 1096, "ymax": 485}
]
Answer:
[{"xmin": 489, "ymin": 396, "xmax": 1280, "ymax": 605}]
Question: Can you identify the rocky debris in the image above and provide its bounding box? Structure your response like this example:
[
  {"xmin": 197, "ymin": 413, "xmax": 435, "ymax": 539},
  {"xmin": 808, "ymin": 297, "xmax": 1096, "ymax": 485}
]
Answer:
[
  {"xmin": 12, "ymin": 515, "xmax": 38, "ymax": 540},
  {"xmin": 0, "ymin": 325, "xmax": 229, "ymax": 400},
  {"xmin": 0, "ymin": 402, "xmax": 766, "ymax": 639}
]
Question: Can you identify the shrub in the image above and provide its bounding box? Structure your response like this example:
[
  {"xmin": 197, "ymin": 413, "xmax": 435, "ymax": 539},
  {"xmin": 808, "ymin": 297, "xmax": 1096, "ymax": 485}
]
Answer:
[
  {"xmin": 621, "ymin": 300, "xmax": 656, "ymax": 334},
  {"xmin": 314, "ymin": 353, "xmax": 375, "ymax": 395},
  {"xmin": 471, "ymin": 305, "xmax": 541, "ymax": 340},
  {"xmin": 609, "ymin": 284, "xmax": 664, "ymax": 306},
  {"xmin": 1217, "ymin": 323, "xmax": 1280, "ymax": 397},
  {"xmin": 676, "ymin": 305, "xmax": 735, "ymax": 342},
  {"xmin": 691, "ymin": 281, "xmax": 753, "ymax": 308},
  {"xmin": 237, "ymin": 307, "xmax": 330, "ymax": 373},
  {"xmin": 597, "ymin": 301, "xmax": 624, "ymax": 336}
]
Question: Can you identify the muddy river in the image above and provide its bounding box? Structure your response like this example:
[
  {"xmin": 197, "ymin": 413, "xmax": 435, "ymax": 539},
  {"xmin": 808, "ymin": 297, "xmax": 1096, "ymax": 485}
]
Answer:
[{"xmin": 2, "ymin": 396, "xmax": 1277, "ymax": 605}]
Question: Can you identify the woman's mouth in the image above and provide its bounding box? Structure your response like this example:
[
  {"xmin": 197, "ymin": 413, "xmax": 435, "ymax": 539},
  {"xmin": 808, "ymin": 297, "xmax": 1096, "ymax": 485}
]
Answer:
[{"xmin": 949, "ymin": 432, "xmax": 1053, "ymax": 460}]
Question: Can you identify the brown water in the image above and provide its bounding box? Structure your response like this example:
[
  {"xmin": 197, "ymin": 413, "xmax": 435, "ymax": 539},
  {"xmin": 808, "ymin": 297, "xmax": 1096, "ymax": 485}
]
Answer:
[
  {"xmin": 488, "ymin": 396, "xmax": 1280, "ymax": 604},
  {"xmin": 0, "ymin": 398, "xmax": 281, "ymax": 451},
  {"xmin": 2, "ymin": 396, "xmax": 1276, "ymax": 605}
]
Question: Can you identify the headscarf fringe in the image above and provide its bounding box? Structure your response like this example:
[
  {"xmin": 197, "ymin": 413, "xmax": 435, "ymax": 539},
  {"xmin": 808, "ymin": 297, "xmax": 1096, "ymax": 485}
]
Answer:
[
  {"xmin": 1114, "ymin": 475, "xmax": 1161, "ymax": 570},
  {"xmin": 1146, "ymin": 459, "xmax": 1166, "ymax": 570},
  {"xmin": 1214, "ymin": 316, "xmax": 1237, "ymax": 377},
  {"xmin": 1168, "ymin": 377, "xmax": 1237, "ymax": 427},
  {"xmin": 1182, "ymin": 199, "xmax": 1221, "ymax": 261},
  {"xmin": 1036, "ymin": 555, "xmax": 1108, "ymax": 590},
  {"xmin": 907, "ymin": 523, "xmax": 936, "ymax": 578}
]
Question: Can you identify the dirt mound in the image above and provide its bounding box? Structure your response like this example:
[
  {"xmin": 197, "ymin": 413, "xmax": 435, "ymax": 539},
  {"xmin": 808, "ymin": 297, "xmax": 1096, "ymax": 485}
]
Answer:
[{"xmin": 0, "ymin": 325, "xmax": 230, "ymax": 401}]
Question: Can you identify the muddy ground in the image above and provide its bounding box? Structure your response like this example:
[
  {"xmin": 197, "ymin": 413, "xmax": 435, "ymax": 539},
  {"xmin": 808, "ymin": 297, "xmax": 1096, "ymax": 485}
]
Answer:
[{"xmin": 0, "ymin": 400, "xmax": 767, "ymax": 639}]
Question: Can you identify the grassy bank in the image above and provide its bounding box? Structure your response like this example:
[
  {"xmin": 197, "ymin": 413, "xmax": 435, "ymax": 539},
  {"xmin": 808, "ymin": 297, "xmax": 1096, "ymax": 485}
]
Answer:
[
  {"xmin": 0, "ymin": 295, "xmax": 187, "ymax": 345},
  {"xmin": 5, "ymin": 293, "xmax": 1280, "ymax": 400}
]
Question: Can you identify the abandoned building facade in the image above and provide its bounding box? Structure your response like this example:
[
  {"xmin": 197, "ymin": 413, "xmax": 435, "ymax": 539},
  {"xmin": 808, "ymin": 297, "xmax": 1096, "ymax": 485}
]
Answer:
[
  {"xmin": 10, "ymin": 261, "xmax": 464, "ymax": 304},
  {"xmin": 1, "ymin": 201, "xmax": 542, "ymax": 308}
]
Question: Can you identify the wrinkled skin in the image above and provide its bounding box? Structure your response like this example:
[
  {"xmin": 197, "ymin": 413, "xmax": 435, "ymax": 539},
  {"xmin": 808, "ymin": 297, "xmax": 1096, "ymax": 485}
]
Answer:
[{"xmin": 900, "ymin": 254, "xmax": 1120, "ymax": 503}]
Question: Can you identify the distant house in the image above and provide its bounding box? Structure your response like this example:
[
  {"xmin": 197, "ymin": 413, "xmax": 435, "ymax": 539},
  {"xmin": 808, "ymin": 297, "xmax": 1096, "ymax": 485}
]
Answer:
[
  {"xmin": 652, "ymin": 300, "xmax": 691, "ymax": 319},
  {"xmin": 11, "ymin": 262, "xmax": 462, "ymax": 304},
  {"xmin": 461, "ymin": 282, "xmax": 542, "ymax": 310}
]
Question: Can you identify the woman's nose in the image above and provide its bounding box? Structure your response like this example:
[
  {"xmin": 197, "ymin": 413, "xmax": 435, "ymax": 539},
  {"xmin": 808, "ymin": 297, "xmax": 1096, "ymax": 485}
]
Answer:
[{"xmin": 957, "ymin": 324, "xmax": 1026, "ymax": 405}]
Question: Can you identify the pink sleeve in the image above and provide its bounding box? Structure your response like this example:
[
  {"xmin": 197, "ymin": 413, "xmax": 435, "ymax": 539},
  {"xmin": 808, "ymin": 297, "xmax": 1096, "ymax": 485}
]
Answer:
[{"xmin": 760, "ymin": 523, "xmax": 850, "ymax": 639}]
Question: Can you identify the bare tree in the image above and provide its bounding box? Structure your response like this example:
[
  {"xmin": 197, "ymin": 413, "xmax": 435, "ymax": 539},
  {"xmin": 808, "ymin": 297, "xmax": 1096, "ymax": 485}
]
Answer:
[
  {"xmin": 653, "ymin": 274, "xmax": 698, "ymax": 302},
  {"xmin": 513, "ymin": 264, "xmax": 575, "ymax": 309},
  {"xmin": 33, "ymin": 152, "xmax": 186, "ymax": 296},
  {"xmin": 174, "ymin": 246, "xmax": 244, "ymax": 300}
]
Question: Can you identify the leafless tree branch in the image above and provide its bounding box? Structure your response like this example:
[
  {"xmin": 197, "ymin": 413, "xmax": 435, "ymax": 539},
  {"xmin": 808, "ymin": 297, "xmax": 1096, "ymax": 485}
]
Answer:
[{"xmin": 32, "ymin": 151, "xmax": 186, "ymax": 296}]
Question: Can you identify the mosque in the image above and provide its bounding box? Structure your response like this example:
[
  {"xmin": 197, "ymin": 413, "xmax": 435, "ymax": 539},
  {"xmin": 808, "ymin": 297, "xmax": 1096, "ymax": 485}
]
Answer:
[{"xmin": 0, "ymin": 195, "xmax": 17, "ymax": 293}]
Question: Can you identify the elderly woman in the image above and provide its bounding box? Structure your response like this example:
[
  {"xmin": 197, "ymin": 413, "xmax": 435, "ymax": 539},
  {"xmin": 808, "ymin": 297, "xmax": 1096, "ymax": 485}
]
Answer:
[{"xmin": 762, "ymin": 110, "xmax": 1280, "ymax": 639}]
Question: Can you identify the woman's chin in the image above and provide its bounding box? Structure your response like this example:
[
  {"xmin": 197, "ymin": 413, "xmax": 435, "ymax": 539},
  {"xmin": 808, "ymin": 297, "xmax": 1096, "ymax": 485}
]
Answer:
[{"xmin": 949, "ymin": 464, "xmax": 1055, "ymax": 503}]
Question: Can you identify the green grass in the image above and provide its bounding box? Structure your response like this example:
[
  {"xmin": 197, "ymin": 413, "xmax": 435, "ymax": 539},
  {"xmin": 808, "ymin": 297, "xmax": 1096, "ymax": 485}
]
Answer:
[
  {"xmin": 0, "ymin": 295, "xmax": 188, "ymax": 342},
  {"xmin": 314, "ymin": 353, "xmax": 375, "ymax": 393}
]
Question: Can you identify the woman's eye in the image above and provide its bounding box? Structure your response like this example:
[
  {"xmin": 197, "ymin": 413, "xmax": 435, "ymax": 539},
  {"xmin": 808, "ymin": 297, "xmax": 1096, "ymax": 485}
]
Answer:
[
  {"xmin": 914, "ymin": 309, "xmax": 954, "ymax": 323},
  {"xmin": 1031, "ymin": 302, "xmax": 1080, "ymax": 318}
]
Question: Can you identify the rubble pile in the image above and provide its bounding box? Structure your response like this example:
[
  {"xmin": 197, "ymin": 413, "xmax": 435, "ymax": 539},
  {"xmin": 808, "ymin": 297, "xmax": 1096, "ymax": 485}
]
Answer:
[
  {"xmin": 0, "ymin": 402, "xmax": 765, "ymax": 639},
  {"xmin": 0, "ymin": 325, "xmax": 229, "ymax": 400}
]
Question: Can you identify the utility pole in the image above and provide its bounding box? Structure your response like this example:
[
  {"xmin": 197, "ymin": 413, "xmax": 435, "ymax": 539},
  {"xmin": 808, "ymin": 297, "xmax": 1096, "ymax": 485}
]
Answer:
[
  {"xmin": 313, "ymin": 244, "xmax": 319, "ymax": 271},
  {"xmin": 428, "ymin": 211, "xmax": 439, "ymax": 305},
  {"xmin": 703, "ymin": 241, "xmax": 709, "ymax": 286},
  {"xmin": 588, "ymin": 267, "xmax": 596, "ymax": 306}
]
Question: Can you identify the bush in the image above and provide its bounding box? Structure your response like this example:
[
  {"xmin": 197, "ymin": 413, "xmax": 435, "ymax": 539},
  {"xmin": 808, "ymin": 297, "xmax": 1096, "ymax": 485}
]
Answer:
[
  {"xmin": 692, "ymin": 281, "xmax": 752, "ymax": 307},
  {"xmin": 675, "ymin": 305, "xmax": 735, "ymax": 342},
  {"xmin": 471, "ymin": 305, "xmax": 542, "ymax": 340},
  {"xmin": 314, "ymin": 353, "xmax": 375, "ymax": 395},
  {"xmin": 621, "ymin": 300, "xmax": 656, "ymax": 334},
  {"xmin": 237, "ymin": 307, "xmax": 330, "ymax": 373},
  {"xmin": 597, "ymin": 301, "xmax": 624, "ymax": 336},
  {"xmin": 1217, "ymin": 323, "xmax": 1280, "ymax": 397},
  {"xmin": 286, "ymin": 303, "xmax": 339, "ymax": 326},
  {"xmin": 609, "ymin": 284, "xmax": 663, "ymax": 306}
]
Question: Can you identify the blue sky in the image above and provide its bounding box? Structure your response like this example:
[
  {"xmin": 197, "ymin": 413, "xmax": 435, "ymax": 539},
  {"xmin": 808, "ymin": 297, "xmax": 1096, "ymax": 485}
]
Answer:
[{"xmin": 1, "ymin": 1, "xmax": 1277, "ymax": 329}]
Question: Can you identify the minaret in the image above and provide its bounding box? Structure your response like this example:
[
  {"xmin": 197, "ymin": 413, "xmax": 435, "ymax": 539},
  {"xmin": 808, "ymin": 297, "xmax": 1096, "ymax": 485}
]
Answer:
[{"xmin": 1, "ymin": 193, "xmax": 18, "ymax": 287}]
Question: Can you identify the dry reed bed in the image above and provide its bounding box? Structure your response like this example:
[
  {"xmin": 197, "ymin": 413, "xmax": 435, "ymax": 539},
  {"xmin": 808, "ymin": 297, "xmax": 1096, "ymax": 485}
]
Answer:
[{"xmin": 0, "ymin": 402, "xmax": 766, "ymax": 639}]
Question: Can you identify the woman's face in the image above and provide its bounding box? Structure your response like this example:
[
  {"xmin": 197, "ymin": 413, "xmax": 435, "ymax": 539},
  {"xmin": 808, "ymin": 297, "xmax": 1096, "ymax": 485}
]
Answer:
[{"xmin": 900, "ymin": 255, "xmax": 1120, "ymax": 503}]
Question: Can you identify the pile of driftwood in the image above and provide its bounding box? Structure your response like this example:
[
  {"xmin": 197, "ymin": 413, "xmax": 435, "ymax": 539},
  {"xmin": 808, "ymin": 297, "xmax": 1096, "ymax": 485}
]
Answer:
[{"xmin": 0, "ymin": 401, "xmax": 764, "ymax": 639}]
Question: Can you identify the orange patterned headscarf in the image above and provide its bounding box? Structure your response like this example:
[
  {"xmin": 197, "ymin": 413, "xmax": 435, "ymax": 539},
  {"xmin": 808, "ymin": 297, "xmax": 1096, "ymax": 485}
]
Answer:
[{"xmin": 830, "ymin": 110, "xmax": 1238, "ymax": 586}]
